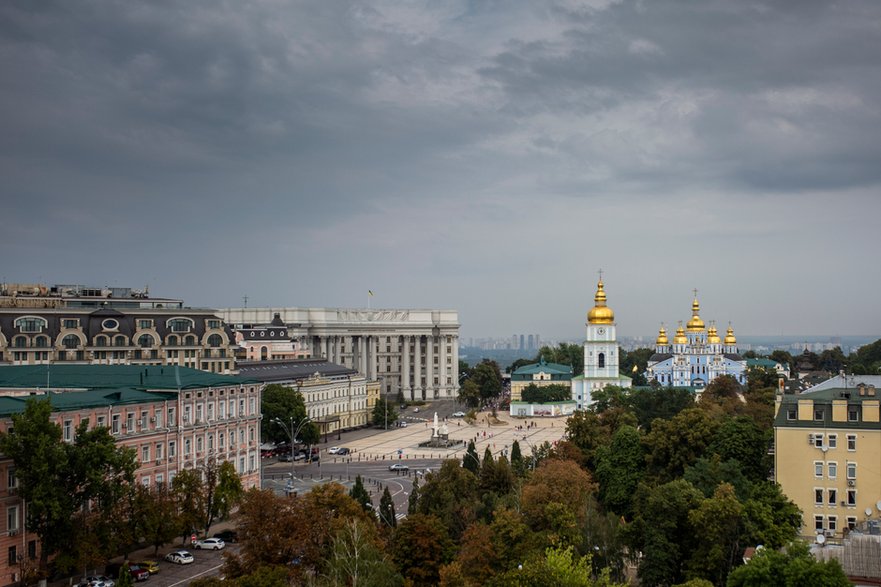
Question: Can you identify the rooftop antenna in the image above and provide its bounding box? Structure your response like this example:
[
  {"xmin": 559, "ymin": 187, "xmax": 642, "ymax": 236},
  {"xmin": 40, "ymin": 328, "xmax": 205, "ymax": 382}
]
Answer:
[{"xmin": 243, "ymin": 295, "xmax": 249, "ymax": 308}]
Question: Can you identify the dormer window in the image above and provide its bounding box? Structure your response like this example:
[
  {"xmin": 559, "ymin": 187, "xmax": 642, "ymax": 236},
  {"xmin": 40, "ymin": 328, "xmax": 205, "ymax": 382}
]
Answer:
[
  {"xmin": 167, "ymin": 318, "xmax": 194, "ymax": 333},
  {"xmin": 207, "ymin": 319, "xmax": 222, "ymax": 329},
  {"xmin": 138, "ymin": 319, "xmax": 153, "ymax": 329},
  {"xmin": 15, "ymin": 317, "xmax": 46, "ymax": 333},
  {"xmin": 101, "ymin": 318, "xmax": 119, "ymax": 331}
]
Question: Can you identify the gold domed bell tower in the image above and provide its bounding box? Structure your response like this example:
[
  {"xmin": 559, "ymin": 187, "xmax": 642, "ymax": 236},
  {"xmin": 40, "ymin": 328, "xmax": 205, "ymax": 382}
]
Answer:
[
  {"xmin": 582, "ymin": 271, "xmax": 621, "ymax": 382},
  {"xmin": 655, "ymin": 324, "xmax": 670, "ymax": 353},
  {"xmin": 724, "ymin": 323, "xmax": 738, "ymax": 353}
]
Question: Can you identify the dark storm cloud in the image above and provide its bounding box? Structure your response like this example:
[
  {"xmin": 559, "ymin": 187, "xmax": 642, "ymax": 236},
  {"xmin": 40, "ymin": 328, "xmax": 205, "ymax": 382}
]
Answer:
[{"xmin": 1, "ymin": 0, "xmax": 879, "ymax": 337}]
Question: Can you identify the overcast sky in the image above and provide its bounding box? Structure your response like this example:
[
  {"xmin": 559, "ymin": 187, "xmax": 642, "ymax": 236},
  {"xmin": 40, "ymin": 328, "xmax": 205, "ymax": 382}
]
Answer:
[{"xmin": 1, "ymin": 0, "xmax": 880, "ymax": 340}]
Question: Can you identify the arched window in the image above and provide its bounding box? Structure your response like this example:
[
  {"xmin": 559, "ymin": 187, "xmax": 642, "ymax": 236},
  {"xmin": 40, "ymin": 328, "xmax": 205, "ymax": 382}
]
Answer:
[
  {"xmin": 114, "ymin": 335, "xmax": 127, "ymax": 347},
  {"xmin": 598, "ymin": 352, "xmax": 605, "ymax": 369},
  {"xmin": 15, "ymin": 317, "xmax": 46, "ymax": 333},
  {"xmin": 62, "ymin": 334, "xmax": 80, "ymax": 349},
  {"xmin": 185, "ymin": 335, "xmax": 197, "ymax": 346},
  {"xmin": 33, "ymin": 336, "xmax": 49, "ymax": 348},
  {"xmin": 138, "ymin": 334, "xmax": 155, "ymax": 348},
  {"xmin": 260, "ymin": 346, "xmax": 268, "ymax": 361},
  {"xmin": 12, "ymin": 336, "xmax": 28, "ymax": 348},
  {"xmin": 167, "ymin": 318, "xmax": 194, "ymax": 333},
  {"xmin": 207, "ymin": 334, "xmax": 223, "ymax": 348},
  {"xmin": 95, "ymin": 335, "xmax": 108, "ymax": 347},
  {"xmin": 167, "ymin": 335, "xmax": 179, "ymax": 346}
]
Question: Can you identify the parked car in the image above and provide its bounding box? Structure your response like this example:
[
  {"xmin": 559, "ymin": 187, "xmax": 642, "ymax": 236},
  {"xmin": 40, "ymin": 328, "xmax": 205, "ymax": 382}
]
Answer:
[
  {"xmin": 293, "ymin": 451, "xmax": 306, "ymax": 461},
  {"xmin": 278, "ymin": 452, "xmax": 294, "ymax": 462},
  {"xmin": 165, "ymin": 550, "xmax": 194, "ymax": 565},
  {"xmin": 336, "ymin": 447, "xmax": 351, "ymax": 455},
  {"xmin": 194, "ymin": 537, "xmax": 225, "ymax": 550},
  {"xmin": 328, "ymin": 446, "xmax": 341, "ymax": 454},
  {"xmin": 127, "ymin": 565, "xmax": 150, "ymax": 582},
  {"xmin": 389, "ymin": 463, "xmax": 409, "ymax": 471},
  {"xmin": 213, "ymin": 529, "xmax": 239, "ymax": 543},
  {"xmin": 134, "ymin": 561, "xmax": 160, "ymax": 575},
  {"xmin": 451, "ymin": 411, "xmax": 466, "ymax": 418},
  {"xmin": 86, "ymin": 576, "xmax": 115, "ymax": 587}
]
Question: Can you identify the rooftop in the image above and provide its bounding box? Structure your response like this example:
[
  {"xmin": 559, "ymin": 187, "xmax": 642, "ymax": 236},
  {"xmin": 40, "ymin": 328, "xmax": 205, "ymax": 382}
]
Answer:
[
  {"xmin": 0, "ymin": 364, "xmax": 255, "ymax": 391},
  {"xmin": 237, "ymin": 359, "xmax": 357, "ymax": 382},
  {"xmin": 0, "ymin": 387, "xmax": 175, "ymax": 417}
]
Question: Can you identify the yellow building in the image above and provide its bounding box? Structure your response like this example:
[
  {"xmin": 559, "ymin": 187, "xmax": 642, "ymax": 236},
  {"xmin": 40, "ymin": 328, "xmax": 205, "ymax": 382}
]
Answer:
[
  {"xmin": 775, "ymin": 381, "xmax": 881, "ymax": 541},
  {"xmin": 510, "ymin": 358, "xmax": 573, "ymax": 402}
]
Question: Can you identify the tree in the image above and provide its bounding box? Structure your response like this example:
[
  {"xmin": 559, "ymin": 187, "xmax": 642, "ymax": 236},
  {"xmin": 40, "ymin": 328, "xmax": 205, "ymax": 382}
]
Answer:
[
  {"xmin": 207, "ymin": 460, "xmax": 244, "ymax": 534},
  {"xmin": 117, "ymin": 564, "xmax": 134, "ymax": 587},
  {"xmin": 392, "ymin": 513, "xmax": 454, "ymax": 587},
  {"xmin": 261, "ymin": 384, "xmax": 311, "ymax": 444},
  {"xmin": 379, "ymin": 486, "xmax": 397, "ymax": 528},
  {"xmin": 628, "ymin": 386, "xmax": 694, "ymax": 431},
  {"xmin": 644, "ymin": 408, "xmax": 719, "ymax": 483},
  {"xmin": 0, "ymin": 398, "xmax": 138, "ymax": 571},
  {"xmin": 538, "ymin": 343, "xmax": 584, "ymax": 376},
  {"xmin": 463, "ymin": 440, "xmax": 480, "ymax": 475},
  {"xmin": 471, "ymin": 360, "xmax": 503, "ymax": 407},
  {"xmin": 486, "ymin": 546, "xmax": 626, "ymax": 587},
  {"xmin": 458, "ymin": 380, "xmax": 482, "ymax": 409},
  {"xmin": 620, "ymin": 347, "xmax": 655, "ymax": 386},
  {"xmin": 140, "ymin": 484, "xmax": 182, "ymax": 555},
  {"xmin": 740, "ymin": 482, "xmax": 801, "ymax": 550},
  {"xmin": 709, "ymin": 417, "xmax": 769, "ymax": 482},
  {"xmin": 349, "ymin": 475, "xmax": 373, "ymax": 513},
  {"xmin": 595, "ymin": 425, "xmax": 644, "ymax": 517},
  {"xmin": 521, "ymin": 383, "xmax": 571, "ymax": 403},
  {"xmin": 319, "ymin": 518, "xmax": 403, "ymax": 587},
  {"xmin": 521, "ymin": 459, "xmax": 597, "ymax": 544},
  {"xmin": 685, "ymin": 483, "xmax": 743, "ymax": 585},
  {"xmin": 727, "ymin": 541, "xmax": 850, "ymax": 587},
  {"xmin": 372, "ymin": 396, "xmax": 399, "ymax": 428},
  {"xmin": 416, "ymin": 460, "xmax": 480, "ymax": 541},
  {"xmin": 510, "ymin": 441, "xmax": 525, "ymax": 476},
  {"xmin": 769, "ymin": 350, "xmax": 793, "ymax": 374},
  {"xmin": 564, "ymin": 411, "xmax": 610, "ymax": 468}
]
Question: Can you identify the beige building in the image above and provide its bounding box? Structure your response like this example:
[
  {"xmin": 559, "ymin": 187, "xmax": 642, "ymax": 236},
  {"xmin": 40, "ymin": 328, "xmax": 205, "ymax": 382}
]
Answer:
[
  {"xmin": 219, "ymin": 307, "xmax": 460, "ymax": 401},
  {"xmin": 238, "ymin": 359, "xmax": 374, "ymax": 436},
  {"xmin": 775, "ymin": 377, "xmax": 881, "ymax": 541}
]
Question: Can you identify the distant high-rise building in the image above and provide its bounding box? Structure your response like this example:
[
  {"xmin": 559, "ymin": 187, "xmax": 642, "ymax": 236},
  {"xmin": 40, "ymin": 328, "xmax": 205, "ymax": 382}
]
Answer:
[
  {"xmin": 519, "ymin": 334, "xmax": 525, "ymax": 350},
  {"xmin": 527, "ymin": 334, "xmax": 534, "ymax": 350},
  {"xmin": 512, "ymin": 334, "xmax": 519, "ymax": 350}
]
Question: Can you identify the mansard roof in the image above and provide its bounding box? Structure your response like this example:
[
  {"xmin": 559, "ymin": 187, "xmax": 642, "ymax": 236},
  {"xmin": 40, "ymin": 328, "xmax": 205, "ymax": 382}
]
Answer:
[{"xmin": 0, "ymin": 364, "xmax": 255, "ymax": 391}]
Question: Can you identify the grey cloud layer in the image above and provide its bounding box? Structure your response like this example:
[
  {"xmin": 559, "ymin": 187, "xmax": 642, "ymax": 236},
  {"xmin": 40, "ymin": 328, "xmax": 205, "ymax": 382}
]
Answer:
[{"xmin": 1, "ymin": 0, "xmax": 879, "ymax": 337}]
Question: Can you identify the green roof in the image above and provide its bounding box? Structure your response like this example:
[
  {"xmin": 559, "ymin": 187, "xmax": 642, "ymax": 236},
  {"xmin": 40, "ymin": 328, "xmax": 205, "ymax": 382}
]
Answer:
[
  {"xmin": 746, "ymin": 358, "xmax": 780, "ymax": 369},
  {"xmin": 0, "ymin": 387, "xmax": 176, "ymax": 417},
  {"xmin": 0, "ymin": 364, "xmax": 255, "ymax": 391},
  {"xmin": 511, "ymin": 359, "xmax": 573, "ymax": 380}
]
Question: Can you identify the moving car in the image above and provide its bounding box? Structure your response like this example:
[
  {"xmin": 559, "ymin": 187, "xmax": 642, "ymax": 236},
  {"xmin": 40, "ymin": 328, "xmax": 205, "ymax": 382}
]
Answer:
[
  {"xmin": 451, "ymin": 411, "xmax": 466, "ymax": 418},
  {"xmin": 389, "ymin": 463, "xmax": 409, "ymax": 471},
  {"xmin": 336, "ymin": 447, "xmax": 351, "ymax": 455},
  {"xmin": 134, "ymin": 561, "xmax": 160, "ymax": 575},
  {"xmin": 164, "ymin": 550, "xmax": 194, "ymax": 565},
  {"xmin": 213, "ymin": 529, "xmax": 239, "ymax": 543},
  {"xmin": 194, "ymin": 537, "xmax": 225, "ymax": 550},
  {"xmin": 328, "ymin": 447, "xmax": 341, "ymax": 454}
]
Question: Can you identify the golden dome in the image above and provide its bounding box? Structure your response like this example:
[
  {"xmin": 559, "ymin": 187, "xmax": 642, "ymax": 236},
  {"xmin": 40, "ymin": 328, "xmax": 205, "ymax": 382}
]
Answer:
[
  {"xmin": 707, "ymin": 323, "xmax": 721, "ymax": 344},
  {"xmin": 724, "ymin": 324, "xmax": 737, "ymax": 345},
  {"xmin": 656, "ymin": 325, "xmax": 669, "ymax": 346},
  {"xmin": 673, "ymin": 322, "xmax": 687, "ymax": 344},
  {"xmin": 587, "ymin": 279, "xmax": 615, "ymax": 324},
  {"xmin": 686, "ymin": 295, "xmax": 705, "ymax": 332}
]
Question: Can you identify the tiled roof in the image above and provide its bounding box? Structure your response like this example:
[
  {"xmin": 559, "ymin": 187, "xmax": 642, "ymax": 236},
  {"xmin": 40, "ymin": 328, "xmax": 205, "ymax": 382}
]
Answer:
[
  {"xmin": 237, "ymin": 359, "xmax": 356, "ymax": 382},
  {"xmin": 0, "ymin": 387, "xmax": 175, "ymax": 417},
  {"xmin": 0, "ymin": 364, "xmax": 255, "ymax": 391},
  {"xmin": 511, "ymin": 359, "xmax": 573, "ymax": 379}
]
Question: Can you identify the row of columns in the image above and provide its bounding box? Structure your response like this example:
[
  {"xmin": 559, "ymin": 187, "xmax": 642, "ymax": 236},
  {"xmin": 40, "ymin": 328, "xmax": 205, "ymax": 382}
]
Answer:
[{"xmin": 309, "ymin": 333, "xmax": 459, "ymax": 400}]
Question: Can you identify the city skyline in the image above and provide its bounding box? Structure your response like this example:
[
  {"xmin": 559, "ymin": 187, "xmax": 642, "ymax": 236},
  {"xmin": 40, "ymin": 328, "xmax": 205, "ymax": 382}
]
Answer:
[{"xmin": 2, "ymin": 1, "xmax": 880, "ymax": 340}]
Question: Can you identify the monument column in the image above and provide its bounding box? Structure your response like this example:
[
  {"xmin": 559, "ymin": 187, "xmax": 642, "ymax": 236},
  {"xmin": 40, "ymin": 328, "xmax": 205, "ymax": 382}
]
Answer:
[
  {"xmin": 439, "ymin": 335, "xmax": 447, "ymax": 396},
  {"xmin": 402, "ymin": 335, "xmax": 411, "ymax": 399},
  {"xmin": 426, "ymin": 335, "xmax": 434, "ymax": 398},
  {"xmin": 413, "ymin": 335, "xmax": 422, "ymax": 399},
  {"xmin": 452, "ymin": 335, "xmax": 459, "ymax": 393},
  {"xmin": 333, "ymin": 336, "xmax": 341, "ymax": 364},
  {"xmin": 370, "ymin": 335, "xmax": 378, "ymax": 381},
  {"xmin": 359, "ymin": 336, "xmax": 367, "ymax": 375}
]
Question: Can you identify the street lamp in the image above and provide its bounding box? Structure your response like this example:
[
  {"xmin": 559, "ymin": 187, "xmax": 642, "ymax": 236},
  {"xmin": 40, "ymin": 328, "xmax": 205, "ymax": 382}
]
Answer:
[{"xmin": 273, "ymin": 416, "xmax": 311, "ymax": 487}]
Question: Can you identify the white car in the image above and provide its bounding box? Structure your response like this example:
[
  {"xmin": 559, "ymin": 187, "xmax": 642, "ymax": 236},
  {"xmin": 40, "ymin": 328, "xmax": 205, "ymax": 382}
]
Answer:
[
  {"xmin": 389, "ymin": 463, "xmax": 409, "ymax": 471},
  {"xmin": 194, "ymin": 537, "xmax": 225, "ymax": 550},
  {"xmin": 328, "ymin": 447, "xmax": 341, "ymax": 454},
  {"xmin": 165, "ymin": 550, "xmax": 195, "ymax": 564},
  {"xmin": 451, "ymin": 411, "xmax": 466, "ymax": 418}
]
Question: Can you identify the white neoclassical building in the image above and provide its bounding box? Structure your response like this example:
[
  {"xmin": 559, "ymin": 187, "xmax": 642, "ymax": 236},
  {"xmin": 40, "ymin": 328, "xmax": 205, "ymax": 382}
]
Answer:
[{"xmin": 218, "ymin": 307, "xmax": 460, "ymax": 402}]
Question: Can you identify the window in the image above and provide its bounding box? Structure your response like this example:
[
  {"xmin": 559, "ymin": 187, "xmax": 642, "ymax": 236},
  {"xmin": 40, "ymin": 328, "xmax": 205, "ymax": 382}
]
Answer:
[
  {"xmin": 239, "ymin": 399, "xmax": 245, "ymax": 416},
  {"xmin": 847, "ymin": 490, "xmax": 856, "ymax": 506},
  {"xmin": 12, "ymin": 336, "xmax": 27, "ymax": 348},
  {"xmin": 848, "ymin": 435, "xmax": 857, "ymax": 451},
  {"xmin": 847, "ymin": 517, "xmax": 857, "ymax": 530},
  {"xmin": 15, "ymin": 317, "xmax": 46, "ymax": 333},
  {"xmin": 101, "ymin": 319, "xmax": 119, "ymax": 331},
  {"xmin": 786, "ymin": 408, "xmax": 796, "ymax": 420},
  {"xmin": 847, "ymin": 463, "xmax": 856, "ymax": 479},
  {"xmin": 169, "ymin": 441, "xmax": 176, "ymax": 458},
  {"xmin": 828, "ymin": 434, "xmax": 837, "ymax": 449},
  {"xmin": 829, "ymin": 462, "xmax": 837, "ymax": 478},
  {"xmin": 828, "ymin": 516, "xmax": 837, "ymax": 531},
  {"xmin": 27, "ymin": 540, "xmax": 35, "ymax": 560},
  {"xmin": 63, "ymin": 319, "xmax": 79, "ymax": 329},
  {"xmin": 184, "ymin": 405, "xmax": 192, "ymax": 424},
  {"xmin": 7, "ymin": 505, "xmax": 19, "ymax": 532},
  {"xmin": 196, "ymin": 436, "xmax": 203, "ymax": 452},
  {"xmin": 849, "ymin": 406, "xmax": 860, "ymax": 422},
  {"xmin": 155, "ymin": 473, "xmax": 164, "ymax": 486},
  {"xmin": 815, "ymin": 488, "xmax": 823, "ymax": 505},
  {"xmin": 207, "ymin": 403, "xmax": 214, "ymax": 421},
  {"xmin": 168, "ymin": 407, "xmax": 176, "ymax": 426},
  {"xmin": 185, "ymin": 335, "xmax": 197, "ymax": 345},
  {"xmin": 114, "ymin": 335, "xmax": 127, "ymax": 347},
  {"xmin": 111, "ymin": 414, "xmax": 120, "ymax": 434},
  {"xmin": 126, "ymin": 413, "xmax": 134, "ymax": 431},
  {"xmin": 33, "ymin": 336, "xmax": 48, "ymax": 348},
  {"xmin": 249, "ymin": 397, "xmax": 256, "ymax": 415},
  {"xmin": 138, "ymin": 319, "xmax": 153, "ymax": 329},
  {"xmin": 196, "ymin": 404, "xmax": 203, "ymax": 422},
  {"xmin": 8, "ymin": 468, "xmax": 16, "ymax": 490},
  {"xmin": 219, "ymin": 402, "xmax": 226, "ymax": 419},
  {"xmin": 141, "ymin": 446, "xmax": 150, "ymax": 462},
  {"xmin": 219, "ymin": 432, "xmax": 225, "ymax": 449},
  {"xmin": 814, "ymin": 408, "xmax": 824, "ymax": 421},
  {"xmin": 828, "ymin": 489, "xmax": 837, "ymax": 505},
  {"xmin": 63, "ymin": 419, "xmax": 72, "ymax": 442},
  {"xmin": 208, "ymin": 334, "xmax": 223, "ymax": 347},
  {"xmin": 814, "ymin": 462, "xmax": 823, "ymax": 478},
  {"xmin": 229, "ymin": 400, "xmax": 236, "ymax": 418},
  {"xmin": 184, "ymin": 438, "xmax": 191, "ymax": 455},
  {"xmin": 156, "ymin": 443, "xmax": 163, "ymax": 460},
  {"xmin": 8, "ymin": 546, "xmax": 15, "ymax": 567},
  {"xmin": 207, "ymin": 319, "xmax": 222, "ymax": 329},
  {"xmin": 168, "ymin": 318, "xmax": 194, "ymax": 333},
  {"xmin": 140, "ymin": 411, "xmax": 148, "ymax": 429},
  {"xmin": 814, "ymin": 434, "xmax": 824, "ymax": 448},
  {"xmin": 815, "ymin": 515, "xmax": 824, "ymax": 531}
]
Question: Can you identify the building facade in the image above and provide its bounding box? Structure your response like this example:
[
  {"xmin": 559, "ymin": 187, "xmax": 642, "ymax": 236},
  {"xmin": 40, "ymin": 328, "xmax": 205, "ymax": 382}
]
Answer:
[
  {"xmin": 571, "ymin": 278, "xmax": 631, "ymax": 410},
  {"xmin": 510, "ymin": 359, "xmax": 573, "ymax": 402},
  {"xmin": 218, "ymin": 308, "xmax": 460, "ymax": 401},
  {"xmin": 645, "ymin": 295, "xmax": 747, "ymax": 388},
  {"xmin": 234, "ymin": 313, "xmax": 311, "ymax": 362},
  {"xmin": 0, "ymin": 364, "xmax": 262, "ymax": 584},
  {"xmin": 238, "ymin": 359, "xmax": 374, "ymax": 435},
  {"xmin": 775, "ymin": 380, "xmax": 881, "ymax": 541}
]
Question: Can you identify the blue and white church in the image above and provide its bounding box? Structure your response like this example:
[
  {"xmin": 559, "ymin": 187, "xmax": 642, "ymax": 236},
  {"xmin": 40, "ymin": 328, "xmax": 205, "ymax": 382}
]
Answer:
[
  {"xmin": 571, "ymin": 276, "xmax": 632, "ymax": 410},
  {"xmin": 645, "ymin": 292, "xmax": 747, "ymax": 389}
]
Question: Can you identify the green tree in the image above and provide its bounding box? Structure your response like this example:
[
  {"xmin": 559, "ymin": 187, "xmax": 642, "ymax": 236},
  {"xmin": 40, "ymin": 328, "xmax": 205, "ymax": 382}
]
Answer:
[
  {"xmin": 372, "ymin": 396, "xmax": 399, "ymax": 428},
  {"xmin": 487, "ymin": 545, "xmax": 626, "ymax": 587},
  {"xmin": 261, "ymin": 384, "xmax": 311, "ymax": 444},
  {"xmin": 740, "ymin": 482, "xmax": 801, "ymax": 550},
  {"xmin": 768, "ymin": 350, "xmax": 793, "ymax": 374},
  {"xmin": 204, "ymin": 460, "xmax": 244, "ymax": 535},
  {"xmin": 620, "ymin": 347, "xmax": 655, "ymax": 386},
  {"xmin": 726, "ymin": 541, "xmax": 850, "ymax": 587},
  {"xmin": 349, "ymin": 475, "xmax": 373, "ymax": 513},
  {"xmin": 510, "ymin": 440, "xmax": 525, "ymax": 476},
  {"xmin": 595, "ymin": 425, "xmax": 644, "ymax": 517},
  {"xmin": 463, "ymin": 440, "xmax": 480, "ymax": 475},
  {"xmin": 686, "ymin": 483, "xmax": 743, "ymax": 585},
  {"xmin": 628, "ymin": 386, "xmax": 694, "ymax": 431},
  {"xmin": 644, "ymin": 408, "xmax": 720, "ymax": 483},
  {"xmin": 746, "ymin": 367, "xmax": 778, "ymax": 394},
  {"xmin": 564, "ymin": 411, "xmax": 610, "ymax": 468},
  {"xmin": 709, "ymin": 417, "xmax": 769, "ymax": 482},
  {"xmin": 320, "ymin": 518, "xmax": 403, "ymax": 587},
  {"xmin": 0, "ymin": 398, "xmax": 137, "ymax": 571},
  {"xmin": 408, "ymin": 477, "xmax": 420, "ymax": 515},
  {"xmin": 818, "ymin": 347, "xmax": 847, "ymax": 373},
  {"xmin": 521, "ymin": 383, "xmax": 571, "ymax": 403},
  {"xmin": 416, "ymin": 460, "xmax": 480, "ymax": 541},
  {"xmin": 117, "ymin": 564, "xmax": 134, "ymax": 587},
  {"xmin": 458, "ymin": 380, "xmax": 482, "ymax": 409},
  {"xmin": 141, "ymin": 484, "xmax": 182, "ymax": 555},
  {"xmin": 471, "ymin": 360, "xmax": 503, "ymax": 407},
  {"xmin": 538, "ymin": 343, "xmax": 584, "ymax": 376},
  {"xmin": 379, "ymin": 486, "xmax": 397, "ymax": 528}
]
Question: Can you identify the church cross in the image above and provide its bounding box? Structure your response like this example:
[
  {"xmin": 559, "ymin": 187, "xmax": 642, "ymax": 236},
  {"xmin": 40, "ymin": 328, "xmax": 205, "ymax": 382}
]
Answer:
[
  {"xmin": 693, "ymin": 288, "xmax": 698, "ymax": 299},
  {"xmin": 598, "ymin": 268, "xmax": 604, "ymax": 282}
]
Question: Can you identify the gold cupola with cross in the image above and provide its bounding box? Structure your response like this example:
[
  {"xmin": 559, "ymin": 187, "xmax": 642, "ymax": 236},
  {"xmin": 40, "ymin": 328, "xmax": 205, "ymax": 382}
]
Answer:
[
  {"xmin": 686, "ymin": 289, "xmax": 706, "ymax": 332},
  {"xmin": 587, "ymin": 272, "xmax": 615, "ymax": 325}
]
